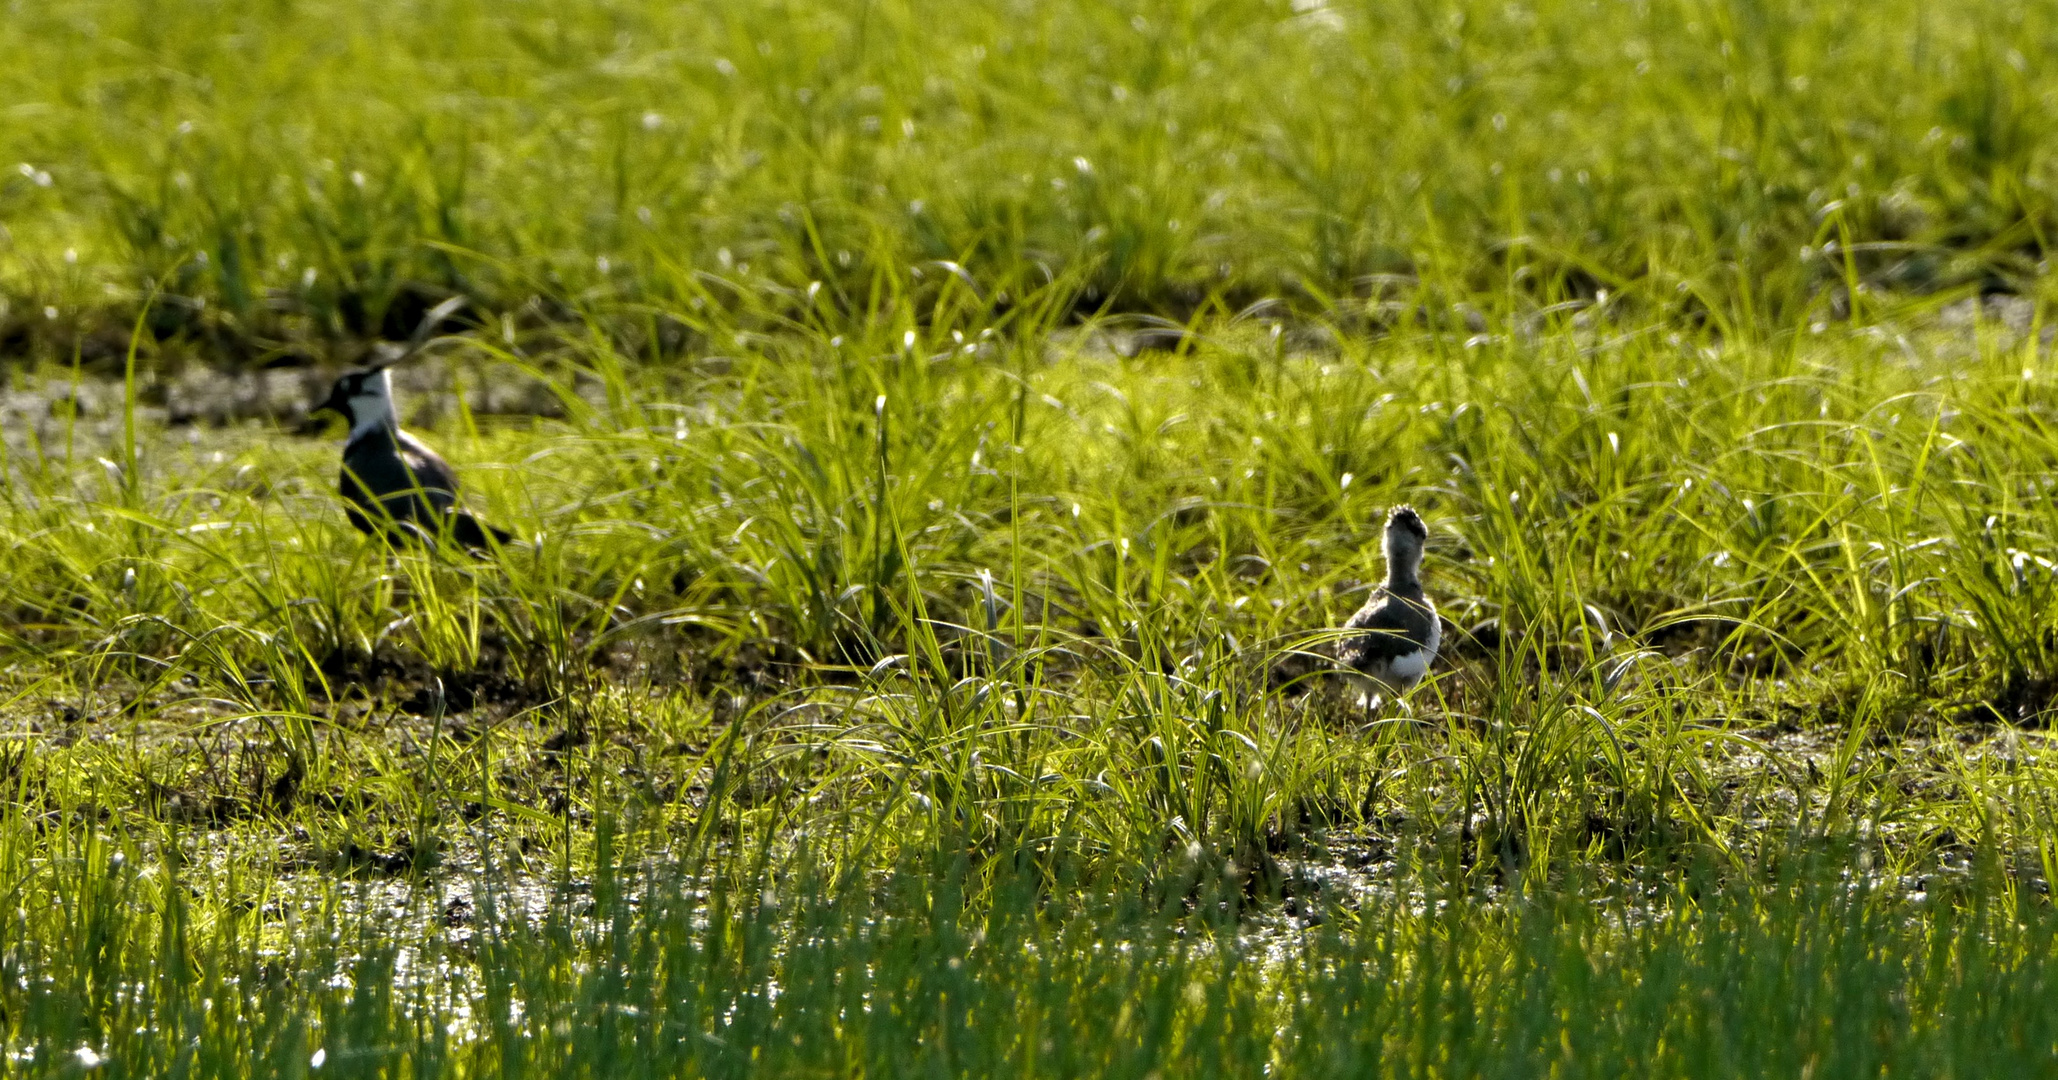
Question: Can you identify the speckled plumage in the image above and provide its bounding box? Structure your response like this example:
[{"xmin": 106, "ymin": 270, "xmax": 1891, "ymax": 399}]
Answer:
[{"xmin": 1338, "ymin": 505, "xmax": 1439, "ymax": 702}]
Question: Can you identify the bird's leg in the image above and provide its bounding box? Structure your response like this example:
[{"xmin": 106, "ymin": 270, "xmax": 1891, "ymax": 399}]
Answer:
[
  {"xmin": 1355, "ymin": 687, "xmax": 1385, "ymax": 731},
  {"xmin": 383, "ymin": 545, "xmax": 417, "ymax": 607}
]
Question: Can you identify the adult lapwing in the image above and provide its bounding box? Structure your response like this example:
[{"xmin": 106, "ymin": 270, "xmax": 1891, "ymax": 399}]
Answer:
[
  {"xmin": 311, "ymin": 297, "xmax": 512, "ymax": 552},
  {"xmin": 1337, "ymin": 504, "xmax": 1440, "ymax": 706}
]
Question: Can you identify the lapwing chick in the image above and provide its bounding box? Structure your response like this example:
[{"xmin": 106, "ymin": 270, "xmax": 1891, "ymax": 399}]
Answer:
[
  {"xmin": 311, "ymin": 304, "xmax": 511, "ymax": 552},
  {"xmin": 1337, "ymin": 505, "xmax": 1440, "ymax": 707}
]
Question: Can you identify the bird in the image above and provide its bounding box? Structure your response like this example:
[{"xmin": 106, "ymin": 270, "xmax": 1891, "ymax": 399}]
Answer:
[
  {"xmin": 310, "ymin": 297, "xmax": 512, "ymax": 553},
  {"xmin": 1337, "ymin": 504, "xmax": 1440, "ymax": 707}
]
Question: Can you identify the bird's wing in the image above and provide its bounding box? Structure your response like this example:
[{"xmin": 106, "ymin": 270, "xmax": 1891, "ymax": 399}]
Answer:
[
  {"xmin": 451, "ymin": 512, "xmax": 514, "ymax": 549},
  {"xmin": 396, "ymin": 430, "xmax": 515, "ymax": 550},
  {"xmin": 1339, "ymin": 591, "xmax": 1434, "ymax": 666},
  {"xmin": 394, "ymin": 430, "xmax": 462, "ymax": 511}
]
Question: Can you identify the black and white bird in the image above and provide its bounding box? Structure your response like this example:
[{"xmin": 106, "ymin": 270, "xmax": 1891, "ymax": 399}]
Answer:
[
  {"xmin": 1338, "ymin": 505, "xmax": 1440, "ymax": 706},
  {"xmin": 311, "ymin": 299, "xmax": 511, "ymax": 552}
]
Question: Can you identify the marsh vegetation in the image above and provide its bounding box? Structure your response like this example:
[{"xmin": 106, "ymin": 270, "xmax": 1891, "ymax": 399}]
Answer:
[{"xmin": 7, "ymin": 0, "xmax": 2058, "ymax": 1074}]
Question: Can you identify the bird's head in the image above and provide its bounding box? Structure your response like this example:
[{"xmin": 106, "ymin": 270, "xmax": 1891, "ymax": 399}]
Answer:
[
  {"xmin": 312, "ymin": 367, "xmax": 396, "ymax": 439},
  {"xmin": 1383, "ymin": 504, "xmax": 1429, "ymax": 570},
  {"xmin": 309, "ymin": 295, "xmax": 466, "ymax": 439}
]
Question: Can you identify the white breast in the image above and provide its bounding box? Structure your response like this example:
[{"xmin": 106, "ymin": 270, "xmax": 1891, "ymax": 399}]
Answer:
[
  {"xmin": 1361, "ymin": 615, "xmax": 1440, "ymax": 690},
  {"xmin": 1385, "ymin": 648, "xmax": 1431, "ymax": 682}
]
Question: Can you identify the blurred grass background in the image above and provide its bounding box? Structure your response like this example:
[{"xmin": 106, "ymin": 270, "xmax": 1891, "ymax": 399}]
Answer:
[{"xmin": 6, "ymin": 0, "xmax": 2058, "ymax": 358}]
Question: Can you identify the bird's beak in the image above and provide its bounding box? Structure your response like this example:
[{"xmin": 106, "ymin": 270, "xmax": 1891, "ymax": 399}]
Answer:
[
  {"xmin": 301, "ymin": 381, "xmax": 355, "ymax": 436},
  {"xmin": 312, "ymin": 383, "xmax": 351, "ymax": 419}
]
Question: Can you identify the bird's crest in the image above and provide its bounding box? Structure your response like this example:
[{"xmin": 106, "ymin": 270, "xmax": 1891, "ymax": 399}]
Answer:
[
  {"xmin": 366, "ymin": 294, "xmax": 469, "ymax": 372},
  {"xmin": 315, "ymin": 295, "xmax": 467, "ymax": 428},
  {"xmin": 1386, "ymin": 503, "xmax": 1428, "ymax": 539}
]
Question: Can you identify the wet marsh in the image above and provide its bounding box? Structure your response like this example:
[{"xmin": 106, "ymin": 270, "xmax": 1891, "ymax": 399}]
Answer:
[{"xmin": 9, "ymin": 0, "xmax": 2058, "ymax": 1073}]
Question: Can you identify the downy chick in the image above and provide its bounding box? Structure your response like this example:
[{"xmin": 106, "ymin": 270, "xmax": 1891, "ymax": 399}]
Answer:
[{"xmin": 1338, "ymin": 504, "xmax": 1440, "ymax": 705}]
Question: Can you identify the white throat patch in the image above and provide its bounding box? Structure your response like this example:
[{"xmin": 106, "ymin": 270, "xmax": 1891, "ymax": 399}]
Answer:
[{"xmin": 347, "ymin": 370, "xmax": 397, "ymax": 441}]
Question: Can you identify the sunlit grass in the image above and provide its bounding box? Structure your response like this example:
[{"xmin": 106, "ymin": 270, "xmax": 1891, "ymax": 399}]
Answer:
[
  {"xmin": 6, "ymin": 0, "xmax": 2058, "ymax": 350},
  {"xmin": 7, "ymin": 837, "xmax": 2058, "ymax": 1076},
  {"xmin": 8, "ymin": 0, "xmax": 2058, "ymax": 1074},
  {"xmin": 8, "ymin": 285, "xmax": 2058, "ymax": 879}
]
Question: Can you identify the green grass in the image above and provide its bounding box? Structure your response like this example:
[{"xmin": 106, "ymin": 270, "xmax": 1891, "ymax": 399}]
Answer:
[
  {"xmin": 8, "ymin": 0, "xmax": 2058, "ymax": 1074},
  {"xmin": 9, "ymin": 845, "xmax": 2058, "ymax": 1077},
  {"xmin": 7, "ymin": 286, "xmax": 2058, "ymax": 1072},
  {"xmin": 7, "ymin": 0, "xmax": 2058, "ymax": 351}
]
